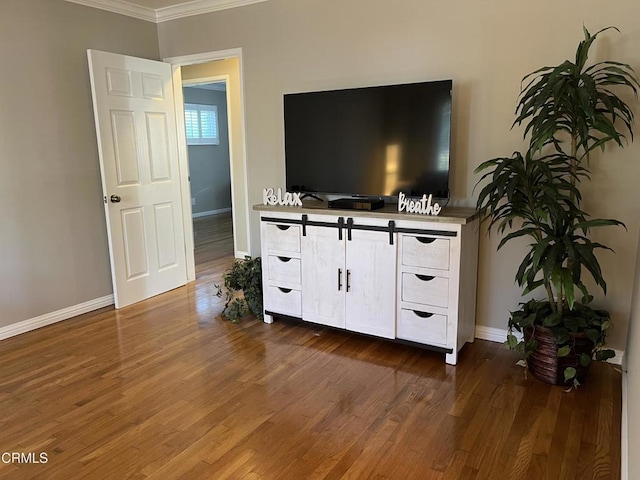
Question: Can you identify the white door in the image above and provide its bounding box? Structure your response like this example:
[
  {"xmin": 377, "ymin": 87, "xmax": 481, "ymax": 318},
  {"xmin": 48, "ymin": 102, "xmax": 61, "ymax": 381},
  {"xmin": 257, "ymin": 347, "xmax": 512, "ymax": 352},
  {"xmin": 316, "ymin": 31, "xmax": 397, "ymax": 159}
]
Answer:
[
  {"xmin": 88, "ymin": 50, "xmax": 187, "ymax": 308},
  {"xmin": 301, "ymin": 225, "xmax": 346, "ymax": 328},
  {"xmin": 345, "ymin": 230, "xmax": 396, "ymax": 338}
]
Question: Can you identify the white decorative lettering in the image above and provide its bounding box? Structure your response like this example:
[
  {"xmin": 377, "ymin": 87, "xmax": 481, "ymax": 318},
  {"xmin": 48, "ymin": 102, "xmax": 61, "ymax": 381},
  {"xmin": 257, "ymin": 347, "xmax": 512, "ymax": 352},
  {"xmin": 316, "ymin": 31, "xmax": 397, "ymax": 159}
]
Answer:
[
  {"xmin": 397, "ymin": 192, "xmax": 441, "ymax": 216},
  {"xmin": 262, "ymin": 188, "xmax": 303, "ymax": 207}
]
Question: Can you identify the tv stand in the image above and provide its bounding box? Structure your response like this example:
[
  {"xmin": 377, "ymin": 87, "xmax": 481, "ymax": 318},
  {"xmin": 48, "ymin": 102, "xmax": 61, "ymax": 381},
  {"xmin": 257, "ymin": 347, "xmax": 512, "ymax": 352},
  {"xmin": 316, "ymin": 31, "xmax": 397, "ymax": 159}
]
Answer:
[{"xmin": 254, "ymin": 203, "xmax": 479, "ymax": 365}]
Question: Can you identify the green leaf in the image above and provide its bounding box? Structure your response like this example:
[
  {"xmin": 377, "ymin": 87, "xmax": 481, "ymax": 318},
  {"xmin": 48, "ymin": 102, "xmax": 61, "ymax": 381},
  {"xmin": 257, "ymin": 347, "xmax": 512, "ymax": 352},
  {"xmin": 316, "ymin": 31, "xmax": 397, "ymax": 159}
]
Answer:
[
  {"xmin": 585, "ymin": 328, "xmax": 601, "ymax": 344},
  {"xmin": 543, "ymin": 313, "xmax": 563, "ymax": 327},
  {"xmin": 572, "ymin": 218, "xmax": 626, "ymax": 233},
  {"xmin": 562, "ymin": 270, "xmax": 576, "ymax": 310},
  {"xmin": 579, "ymin": 353, "xmax": 592, "ymax": 367},
  {"xmin": 564, "ymin": 367, "xmax": 577, "ymax": 383},
  {"xmin": 558, "ymin": 345, "xmax": 571, "ymax": 357},
  {"xmin": 595, "ymin": 350, "xmax": 616, "ymax": 361},
  {"xmin": 519, "ymin": 313, "xmax": 537, "ymax": 328},
  {"xmin": 506, "ymin": 334, "xmax": 519, "ymax": 350}
]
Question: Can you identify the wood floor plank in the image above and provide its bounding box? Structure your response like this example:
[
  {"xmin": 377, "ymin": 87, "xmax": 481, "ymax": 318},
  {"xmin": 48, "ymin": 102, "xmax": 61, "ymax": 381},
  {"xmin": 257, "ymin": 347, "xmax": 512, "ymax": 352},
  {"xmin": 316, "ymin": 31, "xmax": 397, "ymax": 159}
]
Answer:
[{"xmin": 0, "ymin": 212, "xmax": 623, "ymax": 479}]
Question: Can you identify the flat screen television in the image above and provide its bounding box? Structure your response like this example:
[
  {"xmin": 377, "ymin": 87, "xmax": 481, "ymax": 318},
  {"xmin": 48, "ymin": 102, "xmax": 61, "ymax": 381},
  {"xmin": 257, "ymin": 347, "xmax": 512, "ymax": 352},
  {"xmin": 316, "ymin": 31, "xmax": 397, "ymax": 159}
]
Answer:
[{"xmin": 284, "ymin": 79, "xmax": 452, "ymax": 200}]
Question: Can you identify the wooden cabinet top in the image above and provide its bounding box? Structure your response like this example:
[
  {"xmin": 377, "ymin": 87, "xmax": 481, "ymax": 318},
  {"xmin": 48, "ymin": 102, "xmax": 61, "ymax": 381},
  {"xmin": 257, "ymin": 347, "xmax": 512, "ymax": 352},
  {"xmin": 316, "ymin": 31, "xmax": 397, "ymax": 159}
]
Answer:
[{"xmin": 254, "ymin": 202, "xmax": 479, "ymax": 225}]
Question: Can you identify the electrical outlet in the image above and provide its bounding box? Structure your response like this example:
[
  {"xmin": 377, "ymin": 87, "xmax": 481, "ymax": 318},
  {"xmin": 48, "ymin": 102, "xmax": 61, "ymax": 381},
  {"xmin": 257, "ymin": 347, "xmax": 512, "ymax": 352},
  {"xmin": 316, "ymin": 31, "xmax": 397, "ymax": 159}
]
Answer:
[{"xmin": 191, "ymin": 198, "xmax": 196, "ymax": 206}]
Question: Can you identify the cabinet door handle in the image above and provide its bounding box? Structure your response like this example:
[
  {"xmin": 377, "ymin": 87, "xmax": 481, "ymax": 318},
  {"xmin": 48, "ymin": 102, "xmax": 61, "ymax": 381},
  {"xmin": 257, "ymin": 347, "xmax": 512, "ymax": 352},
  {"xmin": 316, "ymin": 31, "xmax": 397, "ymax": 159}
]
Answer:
[
  {"xmin": 346, "ymin": 269, "xmax": 351, "ymax": 292},
  {"xmin": 276, "ymin": 225, "xmax": 290, "ymax": 231},
  {"xmin": 413, "ymin": 310, "xmax": 434, "ymax": 318},
  {"xmin": 416, "ymin": 237, "xmax": 437, "ymax": 244},
  {"xmin": 338, "ymin": 268, "xmax": 343, "ymax": 291},
  {"xmin": 277, "ymin": 256, "xmax": 291, "ymax": 262},
  {"xmin": 278, "ymin": 287, "xmax": 292, "ymax": 293},
  {"xmin": 415, "ymin": 274, "xmax": 435, "ymax": 282}
]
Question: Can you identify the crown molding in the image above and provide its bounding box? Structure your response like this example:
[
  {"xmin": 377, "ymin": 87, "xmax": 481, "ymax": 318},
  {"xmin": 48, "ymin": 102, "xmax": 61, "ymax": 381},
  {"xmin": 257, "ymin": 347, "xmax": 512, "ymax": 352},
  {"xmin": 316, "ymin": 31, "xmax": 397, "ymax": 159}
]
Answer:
[
  {"xmin": 66, "ymin": 0, "xmax": 269, "ymax": 23},
  {"xmin": 155, "ymin": 0, "xmax": 268, "ymax": 22},
  {"xmin": 65, "ymin": 0, "xmax": 157, "ymax": 22}
]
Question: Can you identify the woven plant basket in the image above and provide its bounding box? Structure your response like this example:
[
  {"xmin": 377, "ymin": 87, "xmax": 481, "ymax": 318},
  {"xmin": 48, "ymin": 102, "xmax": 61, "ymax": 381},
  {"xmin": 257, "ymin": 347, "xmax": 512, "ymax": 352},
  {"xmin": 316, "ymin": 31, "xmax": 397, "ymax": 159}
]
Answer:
[{"xmin": 525, "ymin": 325, "xmax": 594, "ymax": 385}]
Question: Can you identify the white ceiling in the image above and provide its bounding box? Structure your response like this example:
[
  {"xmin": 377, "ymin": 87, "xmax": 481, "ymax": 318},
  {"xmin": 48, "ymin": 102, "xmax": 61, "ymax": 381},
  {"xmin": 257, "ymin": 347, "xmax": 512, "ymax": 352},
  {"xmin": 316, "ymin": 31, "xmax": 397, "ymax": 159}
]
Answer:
[{"xmin": 66, "ymin": 0, "xmax": 268, "ymax": 23}]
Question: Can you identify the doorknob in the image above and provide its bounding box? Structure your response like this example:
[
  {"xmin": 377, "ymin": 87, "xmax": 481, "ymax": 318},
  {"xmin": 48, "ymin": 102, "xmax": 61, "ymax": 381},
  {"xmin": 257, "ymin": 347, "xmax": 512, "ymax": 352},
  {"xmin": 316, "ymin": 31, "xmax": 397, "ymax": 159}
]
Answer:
[{"xmin": 110, "ymin": 195, "xmax": 121, "ymax": 203}]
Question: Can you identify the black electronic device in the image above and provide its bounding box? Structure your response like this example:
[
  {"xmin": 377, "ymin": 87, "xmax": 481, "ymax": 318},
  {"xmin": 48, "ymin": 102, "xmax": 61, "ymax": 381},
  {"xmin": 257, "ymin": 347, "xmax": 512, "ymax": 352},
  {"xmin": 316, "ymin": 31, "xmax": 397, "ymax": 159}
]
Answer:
[
  {"xmin": 284, "ymin": 80, "xmax": 452, "ymax": 200},
  {"xmin": 328, "ymin": 198, "xmax": 385, "ymax": 211}
]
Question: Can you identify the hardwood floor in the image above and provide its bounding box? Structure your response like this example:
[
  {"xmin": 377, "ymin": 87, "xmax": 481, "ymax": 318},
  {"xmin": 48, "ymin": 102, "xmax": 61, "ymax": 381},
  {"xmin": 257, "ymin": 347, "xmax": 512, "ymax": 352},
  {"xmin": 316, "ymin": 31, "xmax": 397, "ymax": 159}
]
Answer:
[
  {"xmin": 193, "ymin": 212, "xmax": 234, "ymax": 277},
  {"xmin": 0, "ymin": 220, "xmax": 622, "ymax": 479}
]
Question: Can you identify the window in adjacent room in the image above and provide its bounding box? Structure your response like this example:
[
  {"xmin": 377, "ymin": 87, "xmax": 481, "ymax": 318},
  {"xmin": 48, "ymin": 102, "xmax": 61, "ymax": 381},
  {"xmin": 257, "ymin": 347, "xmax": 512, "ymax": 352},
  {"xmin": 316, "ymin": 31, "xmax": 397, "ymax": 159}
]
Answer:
[{"xmin": 185, "ymin": 103, "xmax": 219, "ymax": 145}]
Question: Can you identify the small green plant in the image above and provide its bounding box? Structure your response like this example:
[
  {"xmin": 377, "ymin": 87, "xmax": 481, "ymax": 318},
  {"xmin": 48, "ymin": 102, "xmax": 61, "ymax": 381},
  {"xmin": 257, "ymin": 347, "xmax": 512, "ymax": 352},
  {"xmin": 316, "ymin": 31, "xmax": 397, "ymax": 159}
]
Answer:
[{"xmin": 215, "ymin": 256, "xmax": 263, "ymax": 322}]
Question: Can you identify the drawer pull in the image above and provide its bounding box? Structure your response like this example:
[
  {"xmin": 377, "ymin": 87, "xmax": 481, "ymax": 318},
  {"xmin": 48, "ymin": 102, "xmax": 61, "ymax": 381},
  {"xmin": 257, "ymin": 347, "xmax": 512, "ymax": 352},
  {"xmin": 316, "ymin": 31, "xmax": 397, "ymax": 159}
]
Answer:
[
  {"xmin": 413, "ymin": 310, "xmax": 434, "ymax": 319},
  {"xmin": 276, "ymin": 225, "xmax": 290, "ymax": 231},
  {"xmin": 277, "ymin": 256, "xmax": 291, "ymax": 263},
  {"xmin": 415, "ymin": 274, "xmax": 435, "ymax": 282},
  {"xmin": 416, "ymin": 237, "xmax": 437, "ymax": 244},
  {"xmin": 278, "ymin": 287, "xmax": 292, "ymax": 293}
]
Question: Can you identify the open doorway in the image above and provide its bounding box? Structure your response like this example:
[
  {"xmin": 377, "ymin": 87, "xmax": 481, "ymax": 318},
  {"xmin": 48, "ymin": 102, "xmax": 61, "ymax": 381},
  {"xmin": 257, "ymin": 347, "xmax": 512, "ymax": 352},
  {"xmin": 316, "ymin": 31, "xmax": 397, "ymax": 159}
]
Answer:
[
  {"xmin": 182, "ymin": 81, "xmax": 234, "ymax": 275},
  {"xmin": 165, "ymin": 48, "xmax": 251, "ymax": 284}
]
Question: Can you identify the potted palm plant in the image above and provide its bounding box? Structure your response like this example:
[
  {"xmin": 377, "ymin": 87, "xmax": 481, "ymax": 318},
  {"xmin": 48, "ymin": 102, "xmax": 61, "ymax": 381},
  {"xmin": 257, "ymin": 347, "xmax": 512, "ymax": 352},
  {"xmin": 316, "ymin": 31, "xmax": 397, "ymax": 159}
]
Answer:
[{"xmin": 475, "ymin": 27, "xmax": 638, "ymax": 387}]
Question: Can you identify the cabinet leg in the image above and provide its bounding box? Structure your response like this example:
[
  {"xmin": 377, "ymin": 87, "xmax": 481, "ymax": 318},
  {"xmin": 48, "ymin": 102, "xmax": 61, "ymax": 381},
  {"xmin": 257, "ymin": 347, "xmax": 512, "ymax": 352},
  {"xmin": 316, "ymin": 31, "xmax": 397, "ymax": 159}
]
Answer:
[
  {"xmin": 263, "ymin": 313, "xmax": 273, "ymax": 324},
  {"xmin": 445, "ymin": 351, "xmax": 458, "ymax": 365}
]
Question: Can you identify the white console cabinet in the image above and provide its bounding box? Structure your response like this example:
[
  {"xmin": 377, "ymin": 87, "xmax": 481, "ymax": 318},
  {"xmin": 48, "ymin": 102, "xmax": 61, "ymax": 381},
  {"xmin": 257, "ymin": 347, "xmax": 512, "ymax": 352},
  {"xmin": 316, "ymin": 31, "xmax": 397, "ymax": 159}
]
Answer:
[{"xmin": 255, "ymin": 203, "xmax": 479, "ymax": 365}]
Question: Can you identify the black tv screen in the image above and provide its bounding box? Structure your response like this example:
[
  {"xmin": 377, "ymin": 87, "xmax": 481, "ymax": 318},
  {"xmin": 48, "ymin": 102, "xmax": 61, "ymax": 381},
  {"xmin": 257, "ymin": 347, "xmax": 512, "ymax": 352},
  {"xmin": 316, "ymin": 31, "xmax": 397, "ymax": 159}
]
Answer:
[{"xmin": 284, "ymin": 80, "xmax": 452, "ymax": 199}]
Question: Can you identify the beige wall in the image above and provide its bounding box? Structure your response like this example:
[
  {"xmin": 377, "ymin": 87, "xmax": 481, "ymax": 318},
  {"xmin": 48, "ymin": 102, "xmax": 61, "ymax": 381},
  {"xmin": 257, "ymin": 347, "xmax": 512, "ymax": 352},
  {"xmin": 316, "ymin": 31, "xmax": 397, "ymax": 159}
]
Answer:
[
  {"xmin": 626, "ymin": 231, "xmax": 640, "ymax": 478},
  {"xmin": 0, "ymin": 0, "xmax": 159, "ymax": 328},
  {"xmin": 158, "ymin": 0, "xmax": 640, "ymax": 350},
  {"xmin": 181, "ymin": 59, "xmax": 250, "ymax": 255}
]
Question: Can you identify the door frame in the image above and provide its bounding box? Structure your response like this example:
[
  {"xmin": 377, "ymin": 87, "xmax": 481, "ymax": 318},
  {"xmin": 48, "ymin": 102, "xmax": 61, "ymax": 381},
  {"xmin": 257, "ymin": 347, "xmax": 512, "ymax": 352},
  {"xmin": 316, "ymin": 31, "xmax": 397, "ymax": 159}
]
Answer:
[{"xmin": 164, "ymin": 48, "xmax": 251, "ymax": 282}]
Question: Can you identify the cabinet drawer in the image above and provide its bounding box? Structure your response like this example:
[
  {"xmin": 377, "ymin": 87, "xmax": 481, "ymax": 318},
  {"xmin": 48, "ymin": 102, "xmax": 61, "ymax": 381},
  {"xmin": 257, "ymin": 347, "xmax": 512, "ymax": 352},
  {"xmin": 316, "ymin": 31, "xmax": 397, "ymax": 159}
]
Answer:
[
  {"xmin": 401, "ymin": 273, "xmax": 449, "ymax": 308},
  {"xmin": 265, "ymin": 286, "xmax": 301, "ymax": 317},
  {"xmin": 266, "ymin": 224, "xmax": 300, "ymax": 253},
  {"xmin": 397, "ymin": 308, "xmax": 447, "ymax": 346},
  {"xmin": 401, "ymin": 235, "xmax": 450, "ymax": 270},
  {"xmin": 267, "ymin": 255, "xmax": 301, "ymax": 285}
]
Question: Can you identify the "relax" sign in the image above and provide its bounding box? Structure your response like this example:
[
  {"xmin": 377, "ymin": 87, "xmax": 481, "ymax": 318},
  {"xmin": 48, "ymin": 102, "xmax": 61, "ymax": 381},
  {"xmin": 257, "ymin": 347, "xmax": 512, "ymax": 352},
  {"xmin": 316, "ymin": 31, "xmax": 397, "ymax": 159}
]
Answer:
[{"xmin": 263, "ymin": 187, "xmax": 303, "ymax": 207}]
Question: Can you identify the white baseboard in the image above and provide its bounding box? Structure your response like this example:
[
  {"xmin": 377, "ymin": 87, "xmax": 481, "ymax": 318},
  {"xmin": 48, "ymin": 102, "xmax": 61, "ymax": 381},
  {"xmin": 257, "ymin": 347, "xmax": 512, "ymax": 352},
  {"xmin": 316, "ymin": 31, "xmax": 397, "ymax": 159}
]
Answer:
[
  {"xmin": 612, "ymin": 350, "xmax": 625, "ymax": 366},
  {"xmin": 474, "ymin": 325, "xmax": 625, "ymax": 366},
  {"xmin": 192, "ymin": 207, "xmax": 232, "ymax": 218},
  {"xmin": 622, "ymin": 369, "xmax": 628, "ymax": 480},
  {"xmin": 475, "ymin": 325, "xmax": 509, "ymax": 343},
  {"xmin": 0, "ymin": 295, "xmax": 114, "ymax": 341},
  {"xmin": 235, "ymin": 250, "xmax": 250, "ymax": 259}
]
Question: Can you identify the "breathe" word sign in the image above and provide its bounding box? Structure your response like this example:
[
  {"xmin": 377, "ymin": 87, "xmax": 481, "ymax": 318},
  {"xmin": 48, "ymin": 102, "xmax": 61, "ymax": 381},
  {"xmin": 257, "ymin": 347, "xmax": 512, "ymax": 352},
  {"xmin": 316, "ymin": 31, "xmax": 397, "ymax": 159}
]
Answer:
[
  {"xmin": 263, "ymin": 187, "xmax": 303, "ymax": 207},
  {"xmin": 398, "ymin": 192, "xmax": 442, "ymax": 216}
]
